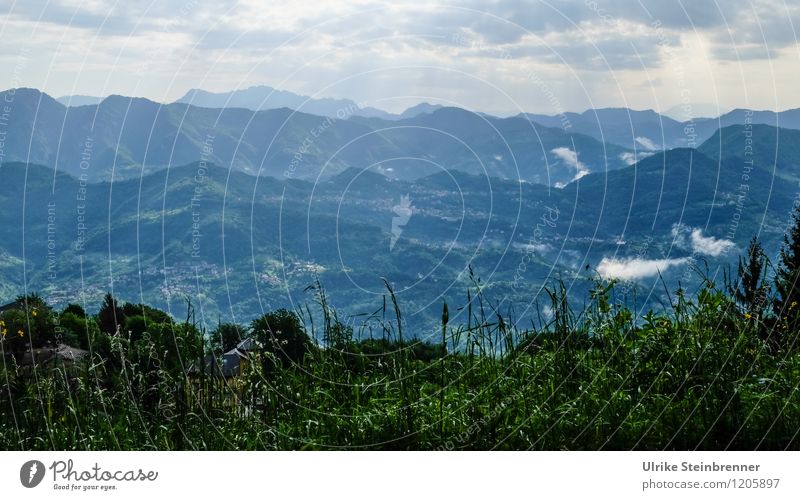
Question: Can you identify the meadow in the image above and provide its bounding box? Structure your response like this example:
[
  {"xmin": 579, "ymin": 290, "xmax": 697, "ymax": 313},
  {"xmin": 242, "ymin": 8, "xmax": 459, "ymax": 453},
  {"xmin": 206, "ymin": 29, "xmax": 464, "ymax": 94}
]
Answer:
[{"xmin": 1, "ymin": 254, "xmax": 799, "ymax": 451}]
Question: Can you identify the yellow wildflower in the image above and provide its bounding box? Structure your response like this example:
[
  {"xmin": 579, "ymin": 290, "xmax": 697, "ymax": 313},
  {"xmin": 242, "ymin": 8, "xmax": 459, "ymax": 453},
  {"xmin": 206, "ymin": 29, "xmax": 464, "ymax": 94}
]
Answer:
[
  {"xmin": 744, "ymin": 313, "xmax": 752, "ymax": 320},
  {"xmin": 17, "ymin": 329, "xmax": 24, "ymax": 337},
  {"xmin": 31, "ymin": 310, "xmax": 37, "ymax": 317}
]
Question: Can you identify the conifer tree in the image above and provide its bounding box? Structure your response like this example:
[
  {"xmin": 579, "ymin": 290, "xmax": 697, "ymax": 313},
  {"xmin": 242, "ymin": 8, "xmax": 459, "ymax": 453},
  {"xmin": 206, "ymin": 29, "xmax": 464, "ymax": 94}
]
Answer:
[
  {"xmin": 774, "ymin": 206, "xmax": 800, "ymax": 347},
  {"xmin": 736, "ymin": 236, "xmax": 768, "ymax": 318},
  {"xmin": 98, "ymin": 293, "xmax": 125, "ymax": 335}
]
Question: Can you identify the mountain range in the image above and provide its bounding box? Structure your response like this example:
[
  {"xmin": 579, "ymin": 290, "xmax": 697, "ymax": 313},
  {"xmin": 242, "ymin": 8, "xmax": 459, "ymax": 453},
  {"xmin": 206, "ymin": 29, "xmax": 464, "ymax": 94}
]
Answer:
[
  {"xmin": 175, "ymin": 85, "xmax": 392, "ymax": 119},
  {"xmin": 56, "ymin": 94, "xmax": 104, "ymax": 107},
  {"xmin": 0, "ymin": 88, "xmax": 633, "ymax": 186},
  {"xmin": 3, "ymin": 88, "xmax": 799, "ymax": 188},
  {"xmin": 2, "ymin": 86, "xmax": 800, "ymax": 333},
  {"xmin": 60, "ymin": 86, "xmax": 447, "ymax": 120},
  {"xmin": 1, "ymin": 122, "xmax": 798, "ymax": 334},
  {"xmin": 521, "ymin": 107, "xmax": 800, "ymax": 150}
]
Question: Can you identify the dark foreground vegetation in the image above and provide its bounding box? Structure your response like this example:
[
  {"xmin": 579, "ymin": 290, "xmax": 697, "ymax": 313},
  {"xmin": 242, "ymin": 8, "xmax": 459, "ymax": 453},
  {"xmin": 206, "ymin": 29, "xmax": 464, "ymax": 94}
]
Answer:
[{"xmin": 4, "ymin": 213, "xmax": 800, "ymax": 450}]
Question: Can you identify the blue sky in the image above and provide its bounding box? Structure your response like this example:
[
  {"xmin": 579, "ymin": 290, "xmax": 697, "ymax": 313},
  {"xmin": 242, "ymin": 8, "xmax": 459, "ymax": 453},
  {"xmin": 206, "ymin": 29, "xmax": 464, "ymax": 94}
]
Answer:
[{"xmin": 0, "ymin": 0, "xmax": 798, "ymax": 114}]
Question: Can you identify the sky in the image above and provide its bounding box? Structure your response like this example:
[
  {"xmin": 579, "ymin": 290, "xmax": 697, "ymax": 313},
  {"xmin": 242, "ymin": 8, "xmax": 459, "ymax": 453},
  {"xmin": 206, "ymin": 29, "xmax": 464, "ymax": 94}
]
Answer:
[{"xmin": 0, "ymin": 0, "xmax": 798, "ymax": 116}]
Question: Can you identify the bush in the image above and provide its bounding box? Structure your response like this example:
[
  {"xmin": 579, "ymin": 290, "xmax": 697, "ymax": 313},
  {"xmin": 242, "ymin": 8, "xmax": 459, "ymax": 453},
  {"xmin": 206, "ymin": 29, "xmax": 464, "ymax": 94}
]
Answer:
[
  {"xmin": 251, "ymin": 309, "xmax": 312, "ymax": 364},
  {"xmin": 210, "ymin": 322, "xmax": 249, "ymax": 352}
]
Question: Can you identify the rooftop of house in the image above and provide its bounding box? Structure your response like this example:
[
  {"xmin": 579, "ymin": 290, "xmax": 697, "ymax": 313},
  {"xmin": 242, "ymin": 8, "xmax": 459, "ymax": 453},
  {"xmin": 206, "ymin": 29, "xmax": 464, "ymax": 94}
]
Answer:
[
  {"xmin": 236, "ymin": 337, "xmax": 263, "ymax": 352},
  {"xmin": 187, "ymin": 338, "xmax": 262, "ymax": 378},
  {"xmin": 17, "ymin": 343, "xmax": 89, "ymax": 366},
  {"xmin": 0, "ymin": 300, "xmax": 24, "ymax": 314}
]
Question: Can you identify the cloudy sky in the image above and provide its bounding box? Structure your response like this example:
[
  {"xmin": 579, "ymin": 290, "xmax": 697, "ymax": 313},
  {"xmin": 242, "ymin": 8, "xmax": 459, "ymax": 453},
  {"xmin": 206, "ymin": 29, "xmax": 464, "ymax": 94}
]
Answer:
[{"xmin": 0, "ymin": 0, "xmax": 798, "ymax": 115}]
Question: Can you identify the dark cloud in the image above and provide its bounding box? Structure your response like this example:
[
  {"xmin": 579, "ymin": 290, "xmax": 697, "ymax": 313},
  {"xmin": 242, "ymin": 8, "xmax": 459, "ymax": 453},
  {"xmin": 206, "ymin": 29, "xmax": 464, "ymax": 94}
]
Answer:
[
  {"xmin": 705, "ymin": 1, "xmax": 800, "ymax": 61},
  {"xmin": 0, "ymin": 0, "xmax": 797, "ymax": 113},
  {"xmin": 3, "ymin": 0, "xmax": 240, "ymax": 36},
  {"xmin": 439, "ymin": 0, "xmax": 798, "ymax": 62},
  {"xmin": 4, "ymin": 1, "xmax": 141, "ymax": 35},
  {"xmin": 489, "ymin": 32, "xmax": 677, "ymax": 71}
]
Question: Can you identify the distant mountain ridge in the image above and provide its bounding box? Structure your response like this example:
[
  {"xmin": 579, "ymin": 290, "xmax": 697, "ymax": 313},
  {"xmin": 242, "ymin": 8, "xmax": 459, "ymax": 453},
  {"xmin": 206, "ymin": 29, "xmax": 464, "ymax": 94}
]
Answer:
[
  {"xmin": 6, "ymin": 86, "xmax": 800, "ymax": 193},
  {"xmin": 175, "ymin": 85, "xmax": 452, "ymax": 121},
  {"xmin": 661, "ymin": 103, "xmax": 729, "ymax": 121},
  {"xmin": 56, "ymin": 95, "xmax": 104, "ymax": 107},
  {"xmin": 699, "ymin": 123, "xmax": 800, "ymax": 182},
  {"xmin": 520, "ymin": 107, "xmax": 800, "ymax": 151},
  {"xmin": 0, "ymin": 88, "xmax": 633, "ymax": 186},
  {"xmin": 44, "ymin": 86, "xmax": 800, "ymax": 156},
  {"xmin": 175, "ymin": 85, "xmax": 393, "ymax": 119},
  {"xmin": 399, "ymin": 102, "xmax": 445, "ymax": 118}
]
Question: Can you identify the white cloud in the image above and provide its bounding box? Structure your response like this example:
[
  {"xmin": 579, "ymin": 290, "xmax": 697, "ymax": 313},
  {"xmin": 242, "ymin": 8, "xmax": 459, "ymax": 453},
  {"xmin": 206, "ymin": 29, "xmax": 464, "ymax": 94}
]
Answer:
[
  {"xmin": 619, "ymin": 150, "xmax": 655, "ymax": 166},
  {"xmin": 635, "ymin": 136, "xmax": 660, "ymax": 151},
  {"xmin": 689, "ymin": 229, "xmax": 735, "ymax": 256},
  {"xmin": 551, "ymin": 146, "xmax": 589, "ymax": 183},
  {"xmin": 514, "ymin": 242, "xmax": 550, "ymax": 253},
  {"xmin": 671, "ymin": 224, "xmax": 735, "ymax": 256},
  {"xmin": 597, "ymin": 257, "xmax": 689, "ymax": 280},
  {"xmin": 619, "ymin": 152, "xmax": 636, "ymax": 165}
]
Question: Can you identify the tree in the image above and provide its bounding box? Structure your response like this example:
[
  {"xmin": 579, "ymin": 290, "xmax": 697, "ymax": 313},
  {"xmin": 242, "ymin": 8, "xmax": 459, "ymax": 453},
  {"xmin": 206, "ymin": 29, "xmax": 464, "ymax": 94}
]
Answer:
[
  {"xmin": 251, "ymin": 309, "xmax": 312, "ymax": 364},
  {"xmin": 735, "ymin": 237, "xmax": 768, "ymax": 318},
  {"xmin": 57, "ymin": 311, "xmax": 92, "ymax": 349},
  {"xmin": 774, "ymin": 206, "xmax": 800, "ymax": 348},
  {"xmin": 98, "ymin": 293, "xmax": 125, "ymax": 334},
  {"xmin": 210, "ymin": 322, "xmax": 248, "ymax": 352},
  {"xmin": 124, "ymin": 315, "xmax": 149, "ymax": 342},
  {"xmin": 122, "ymin": 302, "xmax": 172, "ymax": 325},
  {"xmin": 0, "ymin": 294, "xmax": 56, "ymax": 359},
  {"xmin": 63, "ymin": 303, "xmax": 86, "ymax": 318}
]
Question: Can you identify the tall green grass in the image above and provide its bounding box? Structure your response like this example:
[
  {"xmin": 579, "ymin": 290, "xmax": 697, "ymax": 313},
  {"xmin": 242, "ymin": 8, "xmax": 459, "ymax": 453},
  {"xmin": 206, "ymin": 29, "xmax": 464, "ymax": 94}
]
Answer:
[{"xmin": 1, "ymin": 274, "xmax": 799, "ymax": 450}]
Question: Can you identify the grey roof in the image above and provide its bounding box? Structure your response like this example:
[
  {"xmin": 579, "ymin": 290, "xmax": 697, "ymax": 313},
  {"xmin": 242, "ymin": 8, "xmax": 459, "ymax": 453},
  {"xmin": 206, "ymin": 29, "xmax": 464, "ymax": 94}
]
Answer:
[
  {"xmin": 0, "ymin": 300, "xmax": 24, "ymax": 314},
  {"xmin": 187, "ymin": 339, "xmax": 262, "ymax": 378},
  {"xmin": 19, "ymin": 343, "xmax": 89, "ymax": 366},
  {"xmin": 188, "ymin": 351, "xmax": 245, "ymax": 378},
  {"xmin": 223, "ymin": 348, "xmax": 248, "ymax": 359},
  {"xmin": 236, "ymin": 337, "xmax": 263, "ymax": 351},
  {"xmin": 220, "ymin": 352, "xmax": 243, "ymax": 377}
]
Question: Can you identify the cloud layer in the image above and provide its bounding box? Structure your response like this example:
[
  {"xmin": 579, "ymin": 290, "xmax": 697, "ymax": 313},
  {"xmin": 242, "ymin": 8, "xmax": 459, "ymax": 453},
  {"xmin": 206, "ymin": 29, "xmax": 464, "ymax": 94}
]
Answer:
[
  {"xmin": 0, "ymin": 0, "xmax": 797, "ymax": 113},
  {"xmin": 597, "ymin": 257, "xmax": 689, "ymax": 280}
]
